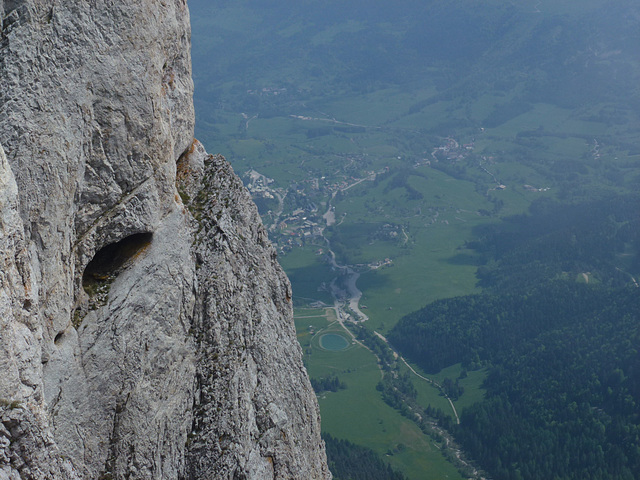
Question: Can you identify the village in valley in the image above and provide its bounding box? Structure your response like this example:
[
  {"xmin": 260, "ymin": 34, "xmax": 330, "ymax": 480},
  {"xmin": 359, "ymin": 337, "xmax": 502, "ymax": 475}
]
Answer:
[
  {"xmin": 242, "ymin": 160, "xmax": 388, "ymax": 255},
  {"xmin": 252, "ymin": 138, "xmax": 454, "ymax": 254},
  {"xmin": 242, "ymin": 132, "xmax": 553, "ymax": 259}
]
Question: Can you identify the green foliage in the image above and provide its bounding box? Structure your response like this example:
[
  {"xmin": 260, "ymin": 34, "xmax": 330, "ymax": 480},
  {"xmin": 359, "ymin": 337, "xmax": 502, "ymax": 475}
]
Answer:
[
  {"xmin": 388, "ymin": 282, "xmax": 613, "ymax": 373},
  {"xmin": 483, "ymin": 99, "xmax": 533, "ymax": 128},
  {"xmin": 454, "ymin": 291, "xmax": 640, "ymax": 480},
  {"xmin": 376, "ymin": 372, "xmax": 418, "ymax": 411},
  {"xmin": 355, "ymin": 325, "xmax": 394, "ymax": 366},
  {"xmin": 388, "ymin": 193, "xmax": 640, "ymax": 479},
  {"xmin": 295, "ymin": 308, "xmax": 466, "ymax": 480},
  {"xmin": 310, "ymin": 374, "xmax": 347, "ymax": 394},
  {"xmin": 392, "ymin": 282, "xmax": 640, "ymax": 479},
  {"xmin": 441, "ymin": 377, "xmax": 464, "ymax": 402},
  {"xmin": 470, "ymin": 195, "xmax": 640, "ymax": 292},
  {"xmin": 323, "ymin": 433, "xmax": 407, "ymax": 480},
  {"xmin": 189, "ymin": 2, "xmax": 640, "ymax": 478}
]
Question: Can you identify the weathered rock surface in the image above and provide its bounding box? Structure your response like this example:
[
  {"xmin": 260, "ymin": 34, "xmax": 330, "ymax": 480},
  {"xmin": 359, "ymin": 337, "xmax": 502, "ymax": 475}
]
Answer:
[
  {"xmin": 182, "ymin": 151, "xmax": 329, "ymax": 479},
  {"xmin": 0, "ymin": 1, "xmax": 329, "ymax": 479}
]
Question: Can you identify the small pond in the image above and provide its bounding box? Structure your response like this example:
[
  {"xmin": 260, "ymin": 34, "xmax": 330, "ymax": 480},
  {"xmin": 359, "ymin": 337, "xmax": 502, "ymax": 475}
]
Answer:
[{"xmin": 320, "ymin": 333, "xmax": 350, "ymax": 351}]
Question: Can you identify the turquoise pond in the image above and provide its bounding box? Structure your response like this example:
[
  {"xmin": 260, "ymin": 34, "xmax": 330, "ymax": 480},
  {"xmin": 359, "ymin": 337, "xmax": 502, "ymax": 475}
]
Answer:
[{"xmin": 320, "ymin": 334, "xmax": 350, "ymax": 351}]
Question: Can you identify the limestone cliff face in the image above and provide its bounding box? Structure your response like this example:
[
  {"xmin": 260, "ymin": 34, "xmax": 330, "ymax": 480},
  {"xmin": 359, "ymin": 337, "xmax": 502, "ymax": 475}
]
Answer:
[{"xmin": 0, "ymin": 1, "xmax": 330, "ymax": 479}]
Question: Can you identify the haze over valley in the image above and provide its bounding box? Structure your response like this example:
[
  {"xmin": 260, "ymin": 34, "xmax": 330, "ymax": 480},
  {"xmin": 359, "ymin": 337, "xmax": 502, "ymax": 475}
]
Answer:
[{"xmin": 189, "ymin": 1, "xmax": 640, "ymax": 478}]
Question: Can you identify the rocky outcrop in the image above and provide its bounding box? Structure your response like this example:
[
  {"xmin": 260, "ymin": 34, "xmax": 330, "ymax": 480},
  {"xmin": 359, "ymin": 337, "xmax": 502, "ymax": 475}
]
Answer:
[
  {"xmin": 180, "ymin": 149, "xmax": 328, "ymax": 479},
  {"xmin": 0, "ymin": 1, "xmax": 329, "ymax": 479}
]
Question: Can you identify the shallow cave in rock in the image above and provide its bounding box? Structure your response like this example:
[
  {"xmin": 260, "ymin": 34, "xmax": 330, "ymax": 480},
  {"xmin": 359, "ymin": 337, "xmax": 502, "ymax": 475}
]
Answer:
[{"xmin": 82, "ymin": 232, "xmax": 153, "ymax": 296}]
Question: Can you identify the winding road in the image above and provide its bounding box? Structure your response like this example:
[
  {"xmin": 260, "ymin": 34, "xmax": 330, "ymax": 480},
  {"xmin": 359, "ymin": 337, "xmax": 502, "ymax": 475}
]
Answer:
[
  {"xmin": 373, "ymin": 331, "xmax": 460, "ymax": 425},
  {"xmin": 320, "ymin": 194, "xmax": 461, "ymax": 423}
]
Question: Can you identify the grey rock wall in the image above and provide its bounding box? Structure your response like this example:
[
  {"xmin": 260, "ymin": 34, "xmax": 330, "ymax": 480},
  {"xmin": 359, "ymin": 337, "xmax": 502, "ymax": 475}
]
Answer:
[
  {"xmin": 181, "ymin": 149, "xmax": 330, "ymax": 479},
  {"xmin": 0, "ymin": 1, "xmax": 329, "ymax": 479}
]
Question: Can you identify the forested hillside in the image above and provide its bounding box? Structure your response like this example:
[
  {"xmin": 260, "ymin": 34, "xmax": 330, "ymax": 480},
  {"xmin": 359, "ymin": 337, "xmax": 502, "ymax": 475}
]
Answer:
[
  {"xmin": 189, "ymin": 0, "xmax": 640, "ymax": 477},
  {"xmin": 323, "ymin": 433, "xmax": 407, "ymax": 480},
  {"xmin": 456, "ymin": 292, "xmax": 640, "ymax": 480},
  {"xmin": 388, "ymin": 194, "xmax": 640, "ymax": 479}
]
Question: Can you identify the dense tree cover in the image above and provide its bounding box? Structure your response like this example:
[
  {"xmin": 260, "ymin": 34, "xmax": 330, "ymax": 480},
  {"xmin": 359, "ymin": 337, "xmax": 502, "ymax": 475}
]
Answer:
[
  {"xmin": 391, "ymin": 284, "xmax": 640, "ymax": 479},
  {"xmin": 455, "ymin": 291, "xmax": 640, "ymax": 480},
  {"xmin": 471, "ymin": 195, "xmax": 640, "ymax": 293},
  {"xmin": 376, "ymin": 372, "xmax": 418, "ymax": 411},
  {"xmin": 388, "ymin": 282, "xmax": 613, "ymax": 373},
  {"xmin": 323, "ymin": 433, "xmax": 406, "ymax": 480},
  {"xmin": 388, "ymin": 194, "xmax": 640, "ymax": 479},
  {"xmin": 375, "ymin": 372, "xmax": 457, "ymax": 430},
  {"xmin": 310, "ymin": 374, "xmax": 347, "ymax": 394},
  {"xmin": 441, "ymin": 377, "xmax": 464, "ymax": 402},
  {"xmin": 355, "ymin": 324, "xmax": 395, "ymax": 367}
]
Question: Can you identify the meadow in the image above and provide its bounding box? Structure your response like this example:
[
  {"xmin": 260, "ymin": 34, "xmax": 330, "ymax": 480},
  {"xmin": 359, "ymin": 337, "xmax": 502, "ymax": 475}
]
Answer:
[
  {"xmin": 196, "ymin": 80, "xmax": 638, "ymax": 476},
  {"xmin": 295, "ymin": 309, "xmax": 468, "ymax": 479},
  {"xmin": 189, "ymin": 1, "xmax": 640, "ymax": 477}
]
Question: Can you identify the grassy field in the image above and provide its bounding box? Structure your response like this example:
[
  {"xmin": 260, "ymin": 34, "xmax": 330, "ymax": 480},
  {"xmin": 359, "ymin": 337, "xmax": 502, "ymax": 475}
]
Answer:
[
  {"xmin": 196, "ymin": 79, "xmax": 638, "ymax": 477},
  {"xmin": 190, "ymin": 2, "xmax": 640, "ymax": 477},
  {"xmin": 199, "ymin": 81, "xmax": 638, "ymax": 478},
  {"xmin": 295, "ymin": 309, "xmax": 466, "ymax": 480},
  {"xmin": 279, "ymin": 248, "xmax": 335, "ymax": 306},
  {"xmin": 394, "ymin": 358, "xmax": 488, "ymax": 421}
]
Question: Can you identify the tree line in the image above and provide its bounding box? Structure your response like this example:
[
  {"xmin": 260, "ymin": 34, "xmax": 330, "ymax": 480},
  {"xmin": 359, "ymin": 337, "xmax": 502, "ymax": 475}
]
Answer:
[
  {"xmin": 323, "ymin": 433, "xmax": 406, "ymax": 480},
  {"xmin": 387, "ymin": 193, "xmax": 640, "ymax": 479}
]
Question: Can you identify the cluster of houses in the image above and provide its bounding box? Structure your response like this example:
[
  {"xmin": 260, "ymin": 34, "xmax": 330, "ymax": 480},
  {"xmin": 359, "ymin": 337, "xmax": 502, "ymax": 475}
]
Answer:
[
  {"xmin": 245, "ymin": 86, "xmax": 288, "ymax": 96},
  {"xmin": 431, "ymin": 136, "xmax": 476, "ymax": 162},
  {"xmin": 278, "ymin": 207, "xmax": 323, "ymax": 240}
]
